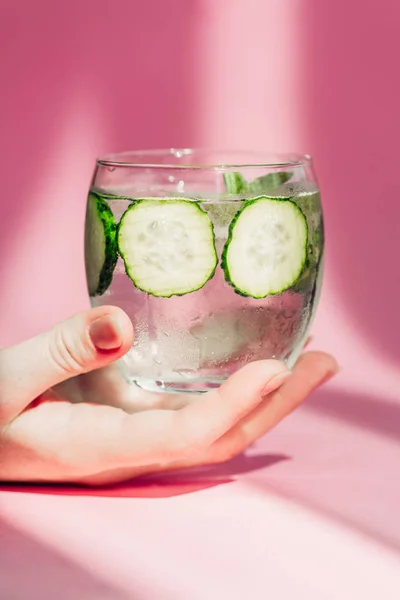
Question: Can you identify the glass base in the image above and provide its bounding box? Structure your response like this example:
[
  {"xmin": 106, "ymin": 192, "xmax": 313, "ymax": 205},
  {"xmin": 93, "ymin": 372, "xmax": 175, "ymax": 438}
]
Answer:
[{"xmin": 131, "ymin": 377, "xmax": 226, "ymax": 395}]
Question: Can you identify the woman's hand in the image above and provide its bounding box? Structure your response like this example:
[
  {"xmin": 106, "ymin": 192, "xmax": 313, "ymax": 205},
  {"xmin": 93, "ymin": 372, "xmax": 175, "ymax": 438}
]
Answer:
[{"xmin": 0, "ymin": 306, "xmax": 338, "ymax": 485}]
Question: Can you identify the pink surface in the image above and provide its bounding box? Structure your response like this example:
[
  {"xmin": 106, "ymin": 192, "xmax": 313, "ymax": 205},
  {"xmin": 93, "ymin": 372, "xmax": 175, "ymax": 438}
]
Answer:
[
  {"xmin": 1, "ymin": 402, "xmax": 400, "ymax": 599},
  {"xmin": 0, "ymin": 1, "xmax": 399, "ymax": 598}
]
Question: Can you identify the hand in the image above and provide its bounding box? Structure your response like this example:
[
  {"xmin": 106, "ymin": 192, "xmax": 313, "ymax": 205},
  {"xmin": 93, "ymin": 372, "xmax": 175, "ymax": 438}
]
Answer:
[{"xmin": 0, "ymin": 306, "xmax": 338, "ymax": 486}]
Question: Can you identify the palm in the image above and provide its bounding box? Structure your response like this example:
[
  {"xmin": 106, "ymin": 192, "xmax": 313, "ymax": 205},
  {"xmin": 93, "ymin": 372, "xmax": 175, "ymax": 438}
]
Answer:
[{"xmin": 0, "ymin": 351, "xmax": 335, "ymax": 486}]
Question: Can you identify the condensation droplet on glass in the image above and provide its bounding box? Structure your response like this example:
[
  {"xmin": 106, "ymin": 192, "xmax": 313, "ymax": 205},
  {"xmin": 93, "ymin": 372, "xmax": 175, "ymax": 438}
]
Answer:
[
  {"xmin": 177, "ymin": 180, "xmax": 185, "ymax": 193},
  {"xmin": 168, "ymin": 175, "xmax": 175, "ymax": 183},
  {"xmin": 108, "ymin": 166, "xmax": 116, "ymax": 172}
]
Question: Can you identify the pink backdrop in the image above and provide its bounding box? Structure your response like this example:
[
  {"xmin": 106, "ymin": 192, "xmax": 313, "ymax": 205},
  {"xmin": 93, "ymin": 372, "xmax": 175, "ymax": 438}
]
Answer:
[
  {"xmin": 1, "ymin": 0, "xmax": 398, "ymax": 393},
  {"xmin": 1, "ymin": 1, "xmax": 400, "ymax": 598}
]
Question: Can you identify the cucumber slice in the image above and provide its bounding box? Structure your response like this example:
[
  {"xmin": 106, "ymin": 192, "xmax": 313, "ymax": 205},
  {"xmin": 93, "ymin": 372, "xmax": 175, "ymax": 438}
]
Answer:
[
  {"xmin": 222, "ymin": 196, "xmax": 308, "ymax": 298},
  {"xmin": 265, "ymin": 183, "xmax": 324, "ymax": 293},
  {"xmin": 117, "ymin": 199, "xmax": 218, "ymax": 297},
  {"xmin": 85, "ymin": 193, "xmax": 118, "ymax": 296}
]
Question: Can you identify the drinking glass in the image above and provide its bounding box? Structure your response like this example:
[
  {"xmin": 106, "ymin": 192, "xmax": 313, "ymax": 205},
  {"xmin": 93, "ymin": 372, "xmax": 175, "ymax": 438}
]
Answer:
[{"xmin": 85, "ymin": 149, "xmax": 324, "ymax": 393}]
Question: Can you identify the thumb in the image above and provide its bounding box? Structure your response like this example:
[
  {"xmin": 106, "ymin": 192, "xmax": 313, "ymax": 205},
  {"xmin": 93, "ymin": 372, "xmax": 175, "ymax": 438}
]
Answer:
[{"xmin": 0, "ymin": 306, "xmax": 133, "ymax": 423}]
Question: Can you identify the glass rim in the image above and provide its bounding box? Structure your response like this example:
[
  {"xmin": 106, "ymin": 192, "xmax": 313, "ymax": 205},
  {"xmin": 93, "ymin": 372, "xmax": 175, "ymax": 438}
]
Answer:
[{"xmin": 96, "ymin": 148, "xmax": 313, "ymax": 170}]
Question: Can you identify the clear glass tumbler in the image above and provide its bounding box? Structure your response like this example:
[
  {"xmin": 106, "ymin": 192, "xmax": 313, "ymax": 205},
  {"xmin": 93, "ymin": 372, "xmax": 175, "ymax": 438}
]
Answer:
[{"xmin": 85, "ymin": 149, "xmax": 324, "ymax": 393}]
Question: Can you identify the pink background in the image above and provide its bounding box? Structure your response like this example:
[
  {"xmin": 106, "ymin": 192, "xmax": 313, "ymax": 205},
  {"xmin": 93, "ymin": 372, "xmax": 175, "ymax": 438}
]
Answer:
[{"xmin": 1, "ymin": 1, "xmax": 400, "ymax": 598}]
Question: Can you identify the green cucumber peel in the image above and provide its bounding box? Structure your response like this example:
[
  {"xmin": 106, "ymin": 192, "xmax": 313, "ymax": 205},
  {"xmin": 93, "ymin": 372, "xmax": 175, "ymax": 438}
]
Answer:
[{"xmin": 85, "ymin": 192, "xmax": 118, "ymax": 296}]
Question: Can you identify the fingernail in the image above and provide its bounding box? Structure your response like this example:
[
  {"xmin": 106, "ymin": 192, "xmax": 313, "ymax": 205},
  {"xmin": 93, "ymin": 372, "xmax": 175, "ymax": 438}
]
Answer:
[
  {"xmin": 89, "ymin": 315, "xmax": 123, "ymax": 350},
  {"xmin": 261, "ymin": 370, "xmax": 292, "ymax": 397}
]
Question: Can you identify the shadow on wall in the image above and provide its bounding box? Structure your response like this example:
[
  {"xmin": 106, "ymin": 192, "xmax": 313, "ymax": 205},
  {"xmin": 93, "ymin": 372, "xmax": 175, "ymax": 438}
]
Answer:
[
  {"xmin": 301, "ymin": 0, "xmax": 400, "ymax": 364},
  {"xmin": 0, "ymin": 518, "xmax": 131, "ymax": 600},
  {"xmin": 0, "ymin": 0, "xmax": 200, "ymax": 343}
]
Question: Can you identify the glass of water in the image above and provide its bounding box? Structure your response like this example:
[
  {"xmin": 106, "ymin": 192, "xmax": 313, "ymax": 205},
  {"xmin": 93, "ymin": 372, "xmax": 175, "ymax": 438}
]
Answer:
[{"xmin": 85, "ymin": 149, "xmax": 324, "ymax": 394}]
